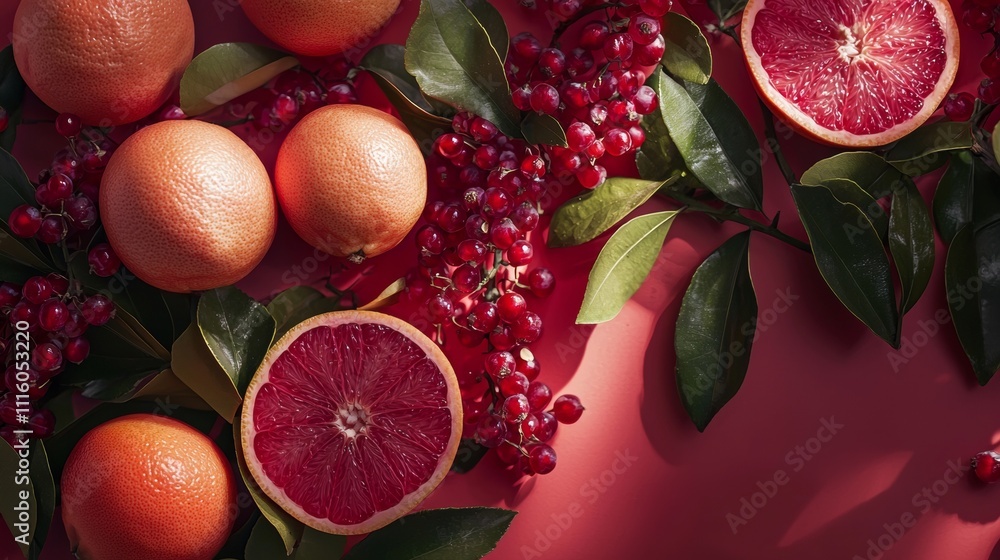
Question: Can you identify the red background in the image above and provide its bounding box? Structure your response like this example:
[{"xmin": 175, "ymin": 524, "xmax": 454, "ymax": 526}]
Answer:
[{"xmin": 4, "ymin": 1, "xmax": 1000, "ymax": 559}]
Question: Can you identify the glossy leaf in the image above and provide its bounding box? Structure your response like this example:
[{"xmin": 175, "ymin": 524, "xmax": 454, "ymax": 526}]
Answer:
[
  {"xmin": 405, "ymin": 0, "xmax": 522, "ymax": 138},
  {"xmin": 675, "ymin": 232, "xmax": 756, "ymax": 432},
  {"xmin": 635, "ymin": 91, "xmax": 684, "ymax": 181},
  {"xmin": 234, "ymin": 415, "xmax": 304, "ymax": 554},
  {"xmin": 267, "ymin": 286, "xmax": 344, "ymax": 340},
  {"xmin": 180, "ymin": 43, "xmax": 299, "ymax": 116},
  {"xmin": 934, "ymin": 152, "xmax": 978, "ymax": 244},
  {"xmin": 0, "ymin": 45, "xmax": 26, "ymax": 151},
  {"xmin": 465, "ymin": 0, "xmax": 508, "ymax": 63},
  {"xmin": 343, "ymin": 508, "xmax": 516, "ymax": 560},
  {"xmin": 245, "ymin": 518, "xmax": 289, "ymax": 560},
  {"xmin": 171, "ymin": 324, "xmax": 243, "ymax": 422},
  {"xmin": 198, "ymin": 286, "xmax": 276, "ymax": 396},
  {"xmin": 820, "ymin": 178, "xmax": 889, "ymax": 243},
  {"xmin": 451, "ymin": 439, "xmax": 490, "ymax": 473},
  {"xmin": 661, "ymin": 13, "xmax": 712, "ymax": 85},
  {"xmin": 889, "ymin": 180, "xmax": 935, "ymax": 316},
  {"xmin": 800, "ymin": 151, "xmax": 903, "ymax": 199},
  {"xmin": 577, "ymin": 211, "xmax": 679, "ymax": 324},
  {"xmin": 653, "ymin": 70, "xmax": 762, "ymax": 210},
  {"xmin": 521, "ymin": 112, "xmax": 568, "ymax": 147},
  {"xmin": 946, "ymin": 223, "xmax": 1000, "ymax": 384},
  {"xmin": 791, "ymin": 184, "xmax": 899, "ymax": 346},
  {"xmin": 709, "ymin": 0, "xmax": 748, "ymax": 22},
  {"xmin": 549, "ymin": 176, "xmax": 674, "ymax": 247},
  {"xmin": 885, "ymin": 121, "xmax": 974, "ymax": 177},
  {"xmin": 59, "ymin": 314, "xmax": 169, "ymax": 388},
  {"xmin": 360, "ymin": 44, "xmax": 455, "ymax": 153}
]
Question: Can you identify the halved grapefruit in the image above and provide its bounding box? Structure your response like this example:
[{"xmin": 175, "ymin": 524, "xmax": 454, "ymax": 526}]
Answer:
[
  {"xmin": 741, "ymin": 0, "xmax": 959, "ymax": 147},
  {"xmin": 240, "ymin": 310, "xmax": 462, "ymax": 535}
]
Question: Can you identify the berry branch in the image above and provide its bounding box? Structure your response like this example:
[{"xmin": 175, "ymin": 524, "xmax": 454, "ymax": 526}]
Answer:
[{"xmin": 668, "ymin": 191, "xmax": 812, "ymax": 252}]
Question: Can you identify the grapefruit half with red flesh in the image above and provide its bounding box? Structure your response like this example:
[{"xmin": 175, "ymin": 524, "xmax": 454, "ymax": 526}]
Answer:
[
  {"xmin": 741, "ymin": 0, "xmax": 959, "ymax": 147},
  {"xmin": 241, "ymin": 310, "xmax": 462, "ymax": 535}
]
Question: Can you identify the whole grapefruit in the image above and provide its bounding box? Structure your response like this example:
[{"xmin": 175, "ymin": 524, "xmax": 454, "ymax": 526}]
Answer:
[
  {"xmin": 741, "ymin": 0, "xmax": 959, "ymax": 147},
  {"xmin": 12, "ymin": 0, "xmax": 194, "ymax": 126},
  {"xmin": 240, "ymin": 0, "xmax": 401, "ymax": 57},
  {"xmin": 275, "ymin": 104, "xmax": 426, "ymax": 262},
  {"xmin": 100, "ymin": 120, "xmax": 277, "ymax": 293},
  {"xmin": 241, "ymin": 310, "xmax": 462, "ymax": 534},
  {"xmin": 61, "ymin": 414, "xmax": 237, "ymax": 560}
]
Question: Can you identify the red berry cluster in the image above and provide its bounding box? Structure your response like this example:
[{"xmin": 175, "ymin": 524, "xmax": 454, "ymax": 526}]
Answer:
[
  {"xmin": 944, "ymin": 0, "xmax": 1000, "ymax": 119},
  {"xmin": 0, "ymin": 275, "xmax": 116, "ymax": 446},
  {"xmin": 7, "ymin": 113, "xmax": 123, "ymax": 277},
  {"xmin": 235, "ymin": 61, "xmax": 358, "ymax": 133},
  {"xmin": 505, "ymin": 0, "xmax": 670, "ymax": 188}
]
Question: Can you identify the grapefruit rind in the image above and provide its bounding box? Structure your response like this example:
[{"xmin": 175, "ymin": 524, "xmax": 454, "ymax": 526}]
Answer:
[
  {"xmin": 740, "ymin": 0, "xmax": 960, "ymax": 148},
  {"xmin": 240, "ymin": 310, "xmax": 462, "ymax": 535}
]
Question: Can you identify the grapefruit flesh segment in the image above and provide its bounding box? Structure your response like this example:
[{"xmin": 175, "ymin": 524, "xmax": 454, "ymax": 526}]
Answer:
[
  {"xmin": 242, "ymin": 311, "xmax": 461, "ymax": 534},
  {"xmin": 742, "ymin": 0, "xmax": 959, "ymax": 146}
]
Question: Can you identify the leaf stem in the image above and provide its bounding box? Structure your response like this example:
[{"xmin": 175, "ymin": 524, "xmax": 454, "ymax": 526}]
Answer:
[{"xmin": 668, "ymin": 192, "xmax": 811, "ymax": 253}]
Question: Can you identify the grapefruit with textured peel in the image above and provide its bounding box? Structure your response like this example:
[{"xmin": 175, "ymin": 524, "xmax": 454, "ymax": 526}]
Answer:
[
  {"xmin": 240, "ymin": 310, "xmax": 462, "ymax": 535},
  {"xmin": 240, "ymin": 0, "xmax": 401, "ymax": 57},
  {"xmin": 13, "ymin": 0, "xmax": 194, "ymax": 126},
  {"xmin": 60, "ymin": 414, "xmax": 237, "ymax": 560},
  {"xmin": 741, "ymin": 0, "xmax": 959, "ymax": 147}
]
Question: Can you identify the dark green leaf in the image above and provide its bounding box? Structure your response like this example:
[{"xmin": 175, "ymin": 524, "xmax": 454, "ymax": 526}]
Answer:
[
  {"xmin": 0, "ymin": 252, "xmax": 43, "ymax": 284},
  {"xmin": 791, "ymin": 184, "xmax": 899, "ymax": 346},
  {"xmin": 820, "ymin": 178, "xmax": 889, "ymax": 243},
  {"xmin": 405, "ymin": 0, "xmax": 522, "ymax": 138},
  {"xmin": 635, "ymin": 90, "xmax": 684, "ymax": 182},
  {"xmin": 246, "ymin": 517, "xmax": 290, "ymax": 560},
  {"xmin": 520, "ymin": 112, "xmax": 567, "ymax": 147},
  {"xmin": 464, "ymin": 0, "xmax": 508, "ymax": 63},
  {"xmin": 198, "ymin": 286, "xmax": 276, "ymax": 395},
  {"xmin": 994, "ymin": 123, "xmax": 999, "ymax": 164},
  {"xmin": 889, "ymin": 180, "xmax": 935, "ymax": 316},
  {"xmin": 709, "ymin": 0, "xmax": 748, "ymax": 23},
  {"xmin": 234, "ymin": 414, "xmax": 304, "ymax": 554},
  {"xmin": 800, "ymin": 151, "xmax": 904, "ymax": 199},
  {"xmin": 885, "ymin": 121, "xmax": 974, "ymax": 177},
  {"xmin": 0, "ymin": 46, "xmax": 26, "ymax": 152},
  {"xmin": 267, "ymin": 286, "xmax": 344, "ymax": 340},
  {"xmin": 578, "ymin": 211, "xmax": 679, "ymax": 324},
  {"xmin": 549, "ymin": 176, "xmax": 675, "ymax": 248},
  {"xmin": 0, "ymin": 149, "xmax": 53, "ymax": 271},
  {"xmin": 79, "ymin": 369, "xmax": 165, "ymax": 402},
  {"xmin": 171, "ymin": 324, "xmax": 242, "ymax": 422},
  {"xmin": 180, "ymin": 43, "xmax": 299, "ymax": 116},
  {"xmin": 451, "ymin": 439, "xmax": 489, "ymax": 473},
  {"xmin": 343, "ymin": 508, "xmax": 516, "ymax": 560},
  {"xmin": 0, "ymin": 437, "xmax": 33, "ymax": 559},
  {"xmin": 675, "ymin": 232, "xmax": 756, "ymax": 432},
  {"xmin": 360, "ymin": 45, "xmax": 455, "ymax": 154},
  {"xmin": 60, "ymin": 315, "xmax": 169, "ymax": 387},
  {"xmin": 652, "ymin": 70, "xmax": 762, "ymax": 210},
  {"xmin": 28, "ymin": 442, "xmax": 54, "ymax": 560},
  {"xmin": 295, "ymin": 528, "xmax": 348, "ymax": 560},
  {"xmin": 946, "ymin": 223, "xmax": 1000, "ymax": 384},
  {"xmin": 661, "ymin": 13, "xmax": 712, "ymax": 85}
]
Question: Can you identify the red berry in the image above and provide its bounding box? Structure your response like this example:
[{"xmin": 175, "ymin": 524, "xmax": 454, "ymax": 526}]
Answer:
[
  {"xmin": 640, "ymin": 0, "xmax": 672, "ymax": 16},
  {"xmin": 490, "ymin": 218, "xmax": 520, "ymax": 250},
  {"xmin": 4, "ymin": 367, "xmax": 49, "ymax": 400},
  {"xmin": 435, "ymin": 133, "xmax": 465, "ymax": 159},
  {"xmin": 567, "ymin": 121, "xmax": 596, "ymax": 151},
  {"xmin": 80, "ymin": 294, "xmax": 115, "ymax": 326},
  {"xmin": 23, "ymin": 277, "xmax": 53, "ymax": 305},
  {"xmin": 512, "ymin": 84, "xmax": 532, "ymax": 111},
  {"xmin": 36, "ymin": 216, "xmax": 67, "ymax": 244},
  {"xmin": 526, "ymin": 381, "xmax": 552, "ymax": 412},
  {"xmin": 528, "ymin": 444, "xmax": 557, "ymax": 474},
  {"xmin": 47, "ymin": 274, "xmax": 69, "ymax": 295},
  {"xmin": 416, "ymin": 225, "xmax": 445, "ymax": 255},
  {"xmin": 973, "ymin": 451, "xmax": 1000, "ymax": 483},
  {"xmin": 519, "ymin": 413, "xmax": 540, "ymax": 439},
  {"xmin": 604, "ymin": 33, "xmax": 634, "ymax": 61},
  {"xmin": 511, "ymin": 203, "xmax": 539, "ymax": 232},
  {"xmin": 943, "ymin": 92, "xmax": 976, "ymax": 121},
  {"xmin": 563, "ymin": 82, "xmax": 591, "ymax": 108},
  {"xmin": 469, "ymin": 118, "xmax": 498, "ymax": 143},
  {"xmin": 603, "ymin": 128, "xmax": 633, "ymax": 156},
  {"xmin": 526, "ymin": 267, "xmax": 556, "ymax": 298},
  {"xmin": 512, "ymin": 311, "xmax": 543, "ymax": 343},
  {"xmin": 965, "ymin": 6, "xmax": 995, "ymax": 32},
  {"xmin": 465, "ymin": 214, "xmax": 489, "ymax": 241},
  {"xmin": 497, "ymin": 292, "xmax": 527, "ymax": 322},
  {"xmin": 0, "ymin": 283, "xmax": 20, "ymax": 308},
  {"xmin": 36, "ymin": 173, "xmax": 73, "ymax": 208},
  {"xmin": 502, "ymin": 394, "xmax": 530, "ymax": 422},
  {"xmin": 474, "ymin": 145, "xmax": 500, "ymax": 170},
  {"xmin": 38, "ymin": 299, "xmax": 68, "ymax": 332},
  {"xmin": 489, "ymin": 324, "xmax": 516, "ymax": 350},
  {"xmin": 529, "ymin": 83, "xmax": 560, "ymax": 114},
  {"xmin": 64, "ymin": 196, "xmax": 97, "ymax": 230},
  {"xmin": 88, "ymin": 243, "xmax": 122, "ymax": 277},
  {"xmin": 485, "ymin": 351, "xmax": 516, "ymax": 378},
  {"xmin": 506, "ymin": 240, "xmax": 534, "ymax": 266},
  {"xmin": 495, "ymin": 441, "xmax": 522, "ymax": 464},
  {"xmin": 32, "ymin": 342, "xmax": 63, "ymax": 373},
  {"xmin": 982, "ymin": 49, "xmax": 1000, "ymax": 79},
  {"xmin": 467, "ymin": 301, "xmax": 500, "ymax": 333},
  {"xmin": 633, "ymin": 85, "xmax": 658, "ymax": 115},
  {"xmin": 63, "ymin": 337, "xmax": 91, "ymax": 364},
  {"xmin": 476, "ymin": 415, "xmax": 508, "ymax": 448},
  {"xmin": 452, "ymin": 264, "xmax": 482, "ymax": 293},
  {"xmin": 628, "ymin": 13, "xmax": 662, "ymax": 45},
  {"xmin": 28, "ymin": 409, "xmax": 55, "ymax": 439},
  {"xmin": 512, "ymin": 33, "xmax": 542, "ymax": 62},
  {"xmin": 9, "ymin": 302, "xmax": 37, "ymax": 329},
  {"xmin": 636, "ymin": 34, "xmax": 667, "ymax": 66},
  {"xmin": 63, "ymin": 309, "xmax": 88, "ymax": 338},
  {"xmin": 580, "ymin": 22, "xmax": 610, "ymax": 50},
  {"xmin": 979, "ymin": 78, "xmax": 1000, "ymax": 105},
  {"xmin": 55, "ymin": 113, "xmax": 83, "ymax": 137},
  {"xmin": 482, "ymin": 187, "xmax": 512, "ymax": 219},
  {"xmin": 553, "ymin": 394, "xmax": 585, "ymax": 423},
  {"xmin": 499, "ymin": 372, "xmax": 530, "ymax": 397},
  {"xmin": 457, "ymin": 239, "xmax": 488, "ymax": 264},
  {"xmin": 551, "ymin": 0, "xmax": 582, "ymax": 18},
  {"xmin": 566, "ymin": 48, "xmax": 595, "ymax": 78},
  {"xmin": 535, "ymin": 411, "xmax": 558, "ymax": 441},
  {"xmin": 538, "ymin": 48, "xmax": 567, "ymax": 78},
  {"xmin": 8, "ymin": 205, "xmax": 42, "ymax": 238},
  {"xmin": 425, "ymin": 293, "xmax": 453, "ymax": 323},
  {"xmin": 0, "ymin": 393, "xmax": 27, "ymax": 425}
]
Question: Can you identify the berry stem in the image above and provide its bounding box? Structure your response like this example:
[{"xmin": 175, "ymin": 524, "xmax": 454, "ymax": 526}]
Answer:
[{"xmin": 668, "ymin": 192, "xmax": 812, "ymax": 253}]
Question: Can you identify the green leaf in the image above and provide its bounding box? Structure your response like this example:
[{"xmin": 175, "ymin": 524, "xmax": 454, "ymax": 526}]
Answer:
[
  {"xmin": 405, "ymin": 0, "xmax": 522, "ymax": 138},
  {"xmin": 295, "ymin": 528, "xmax": 348, "ymax": 560},
  {"xmin": 464, "ymin": 0, "xmax": 508, "ymax": 64},
  {"xmin": 577, "ymin": 211, "xmax": 679, "ymax": 324},
  {"xmin": 652, "ymin": 70, "xmax": 763, "ymax": 210},
  {"xmin": 0, "ymin": 45, "xmax": 26, "ymax": 152},
  {"xmin": 549, "ymin": 176, "xmax": 675, "ymax": 248},
  {"xmin": 888, "ymin": 180, "xmax": 935, "ymax": 316},
  {"xmin": 235, "ymin": 414, "xmax": 304, "ymax": 555},
  {"xmin": 791, "ymin": 184, "xmax": 899, "ymax": 346},
  {"xmin": 661, "ymin": 13, "xmax": 712, "ymax": 85},
  {"xmin": 198, "ymin": 287, "xmax": 276, "ymax": 395},
  {"xmin": 0, "ymin": 149, "xmax": 53, "ymax": 271},
  {"xmin": 360, "ymin": 44, "xmax": 455, "ymax": 154},
  {"xmin": 709, "ymin": 0, "xmax": 748, "ymax": 23},
  {"xmin": 800, "ymin": 151, "xmax": 904, "ymax": 199},
  {"xmin": 28, "ymin": 441, "xmax": 54, "ymax": 560},
  {"xmin": 180, "ymin": 43, "xmax": 299, "ymax": 116},
  {"xmin": 451, "ymin": 439, "xmax": 490, "ymax": 473},
  {"xmin": 267, "ymin": 286, "xmax": 344, "ymax": 340},
  {"xmin": 0, "ymin": 438, "xmax": 32, "ymax": 559},
  {"xmin": 343, "ymin": 508, "xmax": 517, "ymax": 560},
  {"xmin": 520, "ymin": 112, "xmax": 567, "ymax": 147},
  {"xmin": 170, "ymin": 324, "xmax": 241, "ymax": 422},
  {"xmin": 246, "ymin": 517, "xmax": 291, "ymax": 560},
  {"xmin": 820, "ymin": 178, "xmax": 889, "ymax": 243},
  {"xmin": 885, "ymin": 121, "xmax": 974, "ymax": 177},
  {"xmin": 994, "ymin": 125, "xmax": 999, "ymax": 165},
  {"xmin": 934, "ymin": 151, "xmax": 978, "ymax": 244},
  {"xmin": 635, "ymin": 92, "xmax": 684, "ymax": 182},
  {"xmin": 60, "ymin": 314, "xmax": 169, "ymax": 388},
  {"xmin": 946, "ymin": 222, "xmax": 1000, "ymax": 384},
  {"xmin": 675, "ymin": 232, "xmax": 756, "ymax": 432}
]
